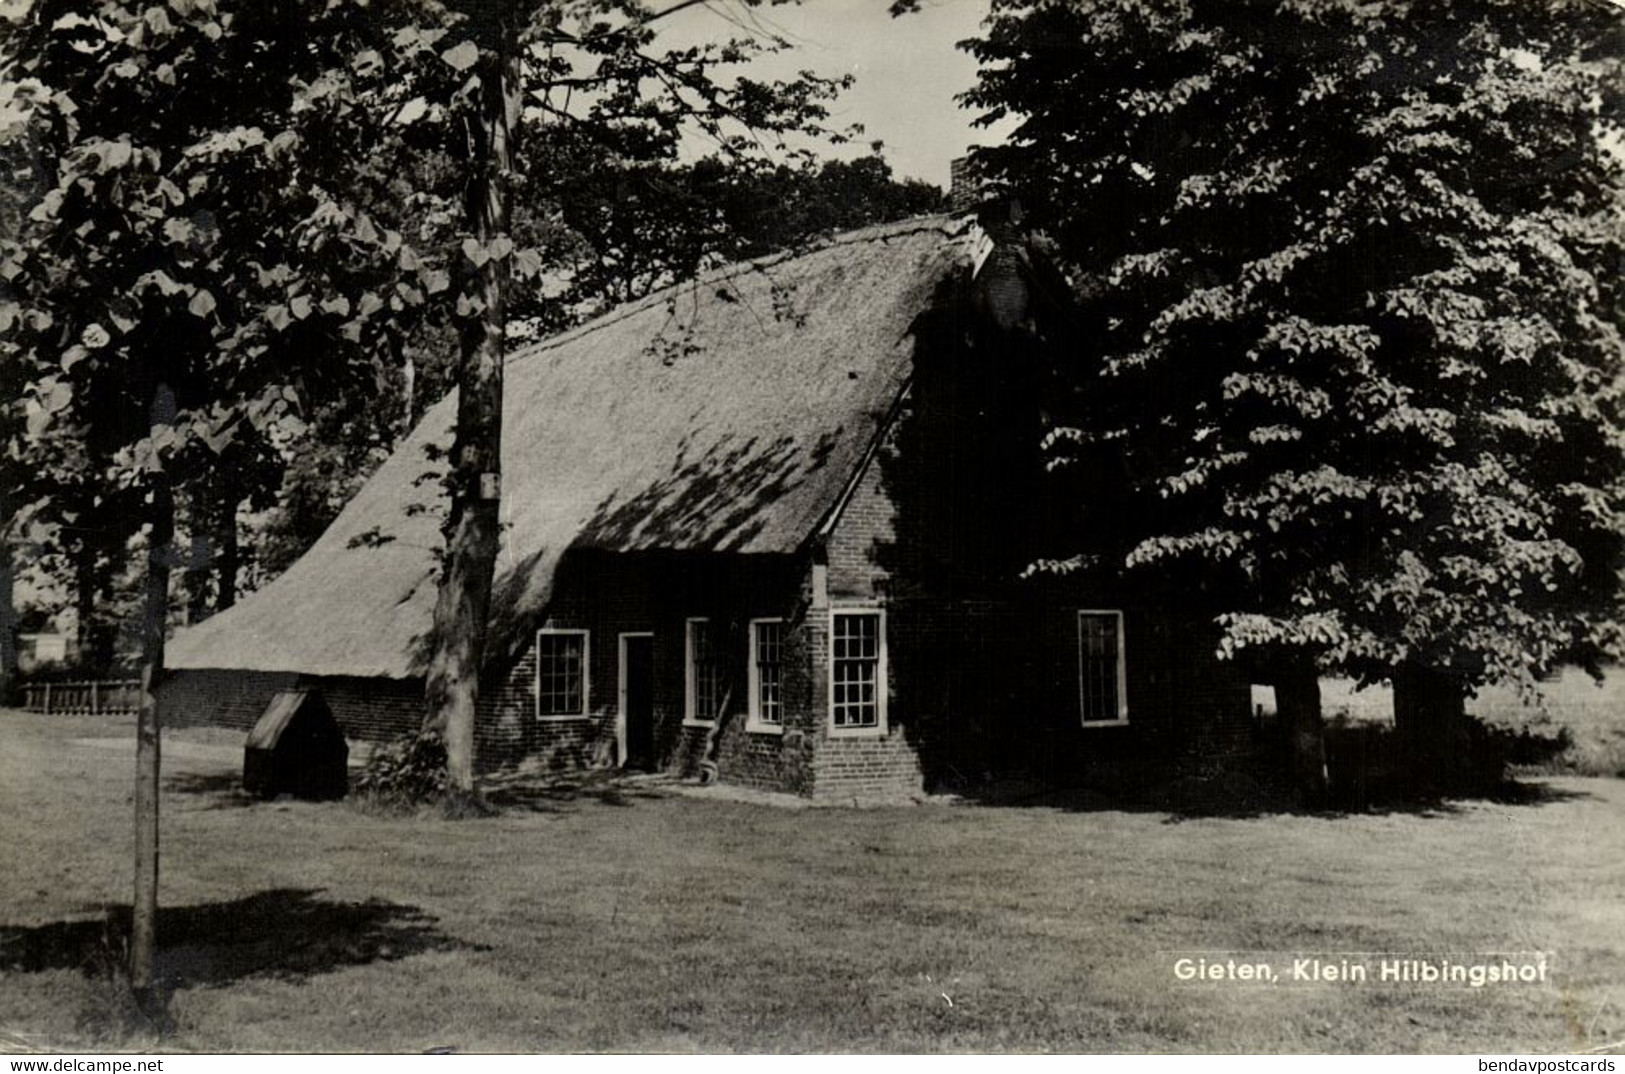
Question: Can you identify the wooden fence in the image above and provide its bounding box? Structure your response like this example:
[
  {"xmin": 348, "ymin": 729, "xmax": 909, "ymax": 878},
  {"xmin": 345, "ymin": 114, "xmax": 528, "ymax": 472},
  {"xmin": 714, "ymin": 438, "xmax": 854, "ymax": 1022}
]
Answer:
[{"xmin": 22, "ymin": 679, "xmax": 143, "ymax": 716}]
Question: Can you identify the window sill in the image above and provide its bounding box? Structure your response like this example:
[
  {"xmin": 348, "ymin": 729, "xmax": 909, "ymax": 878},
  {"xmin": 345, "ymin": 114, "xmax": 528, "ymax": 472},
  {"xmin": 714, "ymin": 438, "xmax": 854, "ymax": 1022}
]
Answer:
[
  {"xmin": 682, "ymin": 717, "xmax": 719, "ymax": 729},
  {"xmin": 745, "ymin": 718, "xmax": 784, "ymax": 736},
  {"xmin": 536, "ymin": 713, "xmax": 592, "ymax": 722},
  {"xmin": 828, "ymin": 723, "xmax": 887, "ymax": 738},
  {"xmin": 1080, "ymin": 718, "xmax": 1130, "ymax": 729}
]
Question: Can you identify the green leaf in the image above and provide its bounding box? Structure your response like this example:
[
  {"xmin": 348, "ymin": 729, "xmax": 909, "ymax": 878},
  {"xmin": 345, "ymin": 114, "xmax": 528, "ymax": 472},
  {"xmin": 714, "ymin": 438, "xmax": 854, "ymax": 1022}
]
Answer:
[
  {"xmin": 440, "ymin": 40, "xmax": 479, "ymax": 73},
  {"xmin": 396, "ymin": 97, "xmax": 428, "ymax": 125},
  {"xmin": 461, "ymin": 237, "xmax": 489, "ymax": 267},
  {"xmin": 98, "ymin": 139, "xmax": 133, "ymax": 173},
  {"xmin": 512, "ymin": 247, "xmax": 543, "ymax": 280},
  {"xmin": 143, "ymin": 270, "xmax": 184, "ymax": 296},
  {"xmin": 144, "ymin": 6, "xmax": 175, "ymax": 35},
  {"xmin": 37, "ymin": 376, "xmax": 71, "ymax": 413},
  {"xmin": 188, "ymin": 289, "xmax": 216, "ymax": 317}
]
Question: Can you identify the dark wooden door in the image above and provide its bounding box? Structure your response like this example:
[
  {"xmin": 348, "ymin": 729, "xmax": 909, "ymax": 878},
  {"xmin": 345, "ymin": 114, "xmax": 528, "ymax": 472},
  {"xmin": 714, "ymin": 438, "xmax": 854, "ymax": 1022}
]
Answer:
[{"xmin": 622, "ymin": 635, "xmax": 655, "ymax": 770}]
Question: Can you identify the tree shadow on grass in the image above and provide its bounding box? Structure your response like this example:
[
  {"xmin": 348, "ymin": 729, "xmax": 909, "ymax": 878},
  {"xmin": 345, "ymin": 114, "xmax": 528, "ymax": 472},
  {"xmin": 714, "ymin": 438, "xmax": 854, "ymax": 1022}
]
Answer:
[
  {"xmin": 162, "ymin": 769, "xmax": 260, "ymax": 809},
  {"xmin": 164, "ymin": 763, "xmax": 669, "ymax": 816},
  {"xmin": 0, "ymin": 889, "xmax": 482, "ymax": 990},
  {"xmin": 479, "ymin": 767, "xmax": 668, "ymax": 814},
  {"xmin": 952, "ymin": 764, "xmax": 1595, "ymax": 823},
  {"xmin": 956, "ymin": 713, "xmax": 1597, "ymax": 822}
]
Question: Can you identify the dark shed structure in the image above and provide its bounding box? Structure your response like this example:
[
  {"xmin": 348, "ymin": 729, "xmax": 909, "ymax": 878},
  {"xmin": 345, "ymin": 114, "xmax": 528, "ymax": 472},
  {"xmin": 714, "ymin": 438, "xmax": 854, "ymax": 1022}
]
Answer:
[{"xmin": 243, "ymin": 690, "xmax": 349, "ymax": 800}]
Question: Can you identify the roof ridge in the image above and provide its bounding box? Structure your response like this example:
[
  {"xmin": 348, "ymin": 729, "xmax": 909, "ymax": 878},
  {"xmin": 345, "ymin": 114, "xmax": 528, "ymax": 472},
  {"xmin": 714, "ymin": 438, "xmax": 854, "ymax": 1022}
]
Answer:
[{"xmin": 504, "ymin": 213, "xmax": 970, "ymax": 367}]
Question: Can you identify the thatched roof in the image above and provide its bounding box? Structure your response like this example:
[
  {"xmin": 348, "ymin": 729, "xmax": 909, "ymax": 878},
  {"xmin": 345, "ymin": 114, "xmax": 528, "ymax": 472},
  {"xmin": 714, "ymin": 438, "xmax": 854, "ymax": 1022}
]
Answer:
[{"xmin": 169, "ymin": 216, "xmax": 976, "ymax": 679}]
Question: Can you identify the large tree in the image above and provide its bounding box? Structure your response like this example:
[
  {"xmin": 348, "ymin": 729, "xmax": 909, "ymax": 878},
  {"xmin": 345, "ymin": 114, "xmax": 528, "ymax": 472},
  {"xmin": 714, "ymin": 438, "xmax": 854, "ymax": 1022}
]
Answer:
[
  {"xmin": 1, "ymin": 0, "xmax": 459, "ymax": 997},
  {"xmin": 418, "ymin": 0, "xmax": 908, "ymax": 799},
  {"xmin": 963, "ymin": 0, "xmax": 1625, "ymax": 792}
]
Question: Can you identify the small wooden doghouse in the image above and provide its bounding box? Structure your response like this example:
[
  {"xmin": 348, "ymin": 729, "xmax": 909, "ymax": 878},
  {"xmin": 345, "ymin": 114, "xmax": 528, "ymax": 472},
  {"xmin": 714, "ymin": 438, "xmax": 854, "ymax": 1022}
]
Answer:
[{"xmin": 243, "ymin": 690, "xmax": 348, "ymax": 800}]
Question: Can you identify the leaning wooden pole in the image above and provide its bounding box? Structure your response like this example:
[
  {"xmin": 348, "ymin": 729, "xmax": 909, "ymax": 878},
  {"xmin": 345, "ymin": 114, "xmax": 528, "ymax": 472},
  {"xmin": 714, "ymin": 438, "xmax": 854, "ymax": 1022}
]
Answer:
[
  {"xmin": 131, "ymin": 383, "xmax": 176, "ymax": 1006},
  {"xmin": 423, "ymin": 4, "xmax": 519, "ymax": 800}
]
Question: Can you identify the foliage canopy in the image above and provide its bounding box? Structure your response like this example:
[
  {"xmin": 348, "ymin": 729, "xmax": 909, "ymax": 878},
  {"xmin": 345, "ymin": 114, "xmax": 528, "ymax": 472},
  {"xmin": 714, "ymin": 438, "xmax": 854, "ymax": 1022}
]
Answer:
[{"xmin": 964, "ymin": 0, "xmax": 1625, "ymax": 689}]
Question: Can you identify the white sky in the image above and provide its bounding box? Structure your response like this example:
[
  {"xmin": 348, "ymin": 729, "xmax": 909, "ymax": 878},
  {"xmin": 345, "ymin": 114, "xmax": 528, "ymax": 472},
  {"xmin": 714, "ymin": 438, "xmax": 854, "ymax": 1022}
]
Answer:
[{"xmin": 659, "ymin": 0, "xmax": 1009, "ymax": 188}]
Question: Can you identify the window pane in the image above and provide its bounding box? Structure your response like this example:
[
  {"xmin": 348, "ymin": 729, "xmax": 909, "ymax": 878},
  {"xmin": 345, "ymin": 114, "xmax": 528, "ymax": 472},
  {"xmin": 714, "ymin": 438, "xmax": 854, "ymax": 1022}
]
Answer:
[
  {"xmin": 832, "ymin": 612, "xmax": 880, "ymax": 729},
  {"xmin": 1079, "ymin": 613, "xmax": 1122, "ymax": 723},
  {"xmin": 755, "ymin": 622, "xmax": 783, "ymax": 725},
  {"xmin": 691, "ymin": 621, "xmax": 722, "ymax": 721},
  {"xmin": 538, "ymin": 633, "xmax": 586, "ymax": 716}
]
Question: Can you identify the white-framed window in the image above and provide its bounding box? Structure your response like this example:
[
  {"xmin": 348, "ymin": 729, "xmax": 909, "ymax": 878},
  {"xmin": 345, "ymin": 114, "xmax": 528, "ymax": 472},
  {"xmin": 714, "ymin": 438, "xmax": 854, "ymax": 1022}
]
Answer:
[
  {"xmin": 1078, "ymin": 610, "xmax": 1128, "ymax": 727},
  {"xmin": 536, "ymin": 629, "xmax": 590, "ymax": 719},
  {"xmin": 829, "ymin": 607, "xmax": 885, "ymax": 735},
  {"xmin": 684, "ymin": 618, "xmax": 723, "ymax": 725},
  {"xmin": 747, "ymin": 618, "xmax": 785, "ymax": 733}
]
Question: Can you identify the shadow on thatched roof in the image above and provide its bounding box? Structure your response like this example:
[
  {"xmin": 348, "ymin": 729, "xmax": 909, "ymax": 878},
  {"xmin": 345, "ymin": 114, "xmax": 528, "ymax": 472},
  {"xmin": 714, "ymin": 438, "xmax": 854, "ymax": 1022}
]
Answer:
[{"xmin": 169, "ymin": 215, "xmax": 976, "ymax": 679}]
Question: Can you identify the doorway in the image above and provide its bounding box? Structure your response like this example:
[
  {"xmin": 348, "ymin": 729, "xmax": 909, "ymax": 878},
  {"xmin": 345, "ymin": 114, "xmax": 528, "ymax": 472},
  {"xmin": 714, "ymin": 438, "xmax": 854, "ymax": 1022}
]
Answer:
[{"xmin": 618, "ymin": 633, "xmax": 655, "ymax": 770}]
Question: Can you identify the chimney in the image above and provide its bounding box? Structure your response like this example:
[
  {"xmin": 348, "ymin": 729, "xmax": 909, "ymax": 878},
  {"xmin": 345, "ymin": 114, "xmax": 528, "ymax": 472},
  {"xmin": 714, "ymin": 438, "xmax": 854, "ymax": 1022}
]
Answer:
[{"xmin": 948, "ymin": 155, "xmax": 984, "ymax": 215}]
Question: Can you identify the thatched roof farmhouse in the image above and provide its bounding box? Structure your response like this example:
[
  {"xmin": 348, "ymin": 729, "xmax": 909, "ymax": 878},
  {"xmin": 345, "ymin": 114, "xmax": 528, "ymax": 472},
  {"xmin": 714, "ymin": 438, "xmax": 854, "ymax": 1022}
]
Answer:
[{"xmin": 163, "ymin": 215, "xmax": 1252, "ymax": 800}]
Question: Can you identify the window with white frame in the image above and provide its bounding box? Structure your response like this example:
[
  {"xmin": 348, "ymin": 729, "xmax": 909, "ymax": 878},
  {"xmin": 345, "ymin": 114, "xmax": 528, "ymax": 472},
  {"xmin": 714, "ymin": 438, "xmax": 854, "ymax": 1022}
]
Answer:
[
  {"xmin": 685, "ymin": 618, "xmax": 723, "ymax": 724},
  {"xmin": 1078, "ymin": 611, "xmax": 1128, "ymax": 726},
  {"xmin": 536, "ymin": 630, "xmax": 589, "ymax": 718},
  {"xmin": 748, "ymin": 619, "xmax": 784, "ymax": 731},
  {"xmin": 830, "ymin": 609, "xmax": 884, "ymax": 732}
]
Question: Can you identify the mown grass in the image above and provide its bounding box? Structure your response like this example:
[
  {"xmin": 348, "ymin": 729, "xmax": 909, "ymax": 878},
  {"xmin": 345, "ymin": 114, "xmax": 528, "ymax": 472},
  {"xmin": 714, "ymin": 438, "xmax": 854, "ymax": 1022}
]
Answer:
[{"xmin": 1, "ymin": 708, "xmax": 1622, "ymax": 1053}]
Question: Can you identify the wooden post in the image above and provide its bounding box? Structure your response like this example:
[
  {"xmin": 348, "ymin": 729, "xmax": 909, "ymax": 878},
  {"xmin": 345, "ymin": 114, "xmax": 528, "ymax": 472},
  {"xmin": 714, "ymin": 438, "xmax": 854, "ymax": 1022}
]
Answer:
[
  {"xmin": 42, "ymin": 681, "xmax": 51, "ymax": 715},
  {"xmin": 90, "ymin": 679, "xmax": 98, "ymax": 715},
  {"xmin": 131, "ymin": 383, "xmax": 175, "ymax": 1009}
]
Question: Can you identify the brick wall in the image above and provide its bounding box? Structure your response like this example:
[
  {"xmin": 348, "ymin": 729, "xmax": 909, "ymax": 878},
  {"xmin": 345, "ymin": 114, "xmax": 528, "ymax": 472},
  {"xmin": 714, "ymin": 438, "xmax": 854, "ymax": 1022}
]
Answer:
[
  {"xmin": 161, "ymin": 668, "xmax": 422, "ymax": 744},
  {"xmin": 163, "ymin": 669, "xmax": 298, "ymax": 731},
  {"xmin": 488, "ymin": 550, "xmax": 818, "ymax": 791},
  {"xmin": 474, "ymin": 638, "xmax": 614, "ymax": 772},
  {"xmin": 799, "ymin": 597, "xmax": 927, "ymax": 801},
  {"xmin": 826, "ymin": 440, "xmax": 897, "ymax": 604},
  {"xmin": 313, "ymin": 675, "xmax": 423, "ymax": 742},
  {"xmin": 816, "ymin": 380, "xmax": 1255, "ymax": 796}
]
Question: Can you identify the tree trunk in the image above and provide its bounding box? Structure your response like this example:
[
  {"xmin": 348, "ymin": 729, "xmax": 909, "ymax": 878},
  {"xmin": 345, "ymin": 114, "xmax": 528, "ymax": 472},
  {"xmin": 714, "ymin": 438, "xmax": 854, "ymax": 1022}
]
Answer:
[
  {"xmin": 73, "ymin": 539, "xmax": 112, "ymax": 674},
  {"xmin": 214, "ymin": 465, "xmax": 239, "ymax": 612},
  {"xmin": 1392, "ymin": 663, "xmax": 1470, "ymax": 793},
  {"xmin": 402, "ymin": 352, "xmax": 417, "ymax": 437},
  {"xmin": 422, "ymin": 14, "xmax": 519, "ymax": 800},
  {"xmin": 131, "ymin": 384, "xmax": 175, "ymax": 1012},
  {"xmin": 1275, "ymin": 659, "xmax": 1327, "ymax": 806},
  {"xmin": 184, "ymin": 483, "xmax": 213, "ymax": 624},
  {"xmin": 0, "ymin": 527, "xmax": 15, "ymax": 707}
]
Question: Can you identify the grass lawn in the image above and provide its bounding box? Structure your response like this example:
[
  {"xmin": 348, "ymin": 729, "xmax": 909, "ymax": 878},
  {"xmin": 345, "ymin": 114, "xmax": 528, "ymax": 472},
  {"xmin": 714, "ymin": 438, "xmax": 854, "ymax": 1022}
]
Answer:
[{"xmin": 1, "ymin": 708, "xmax": 1622, "ymax": 1054}]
